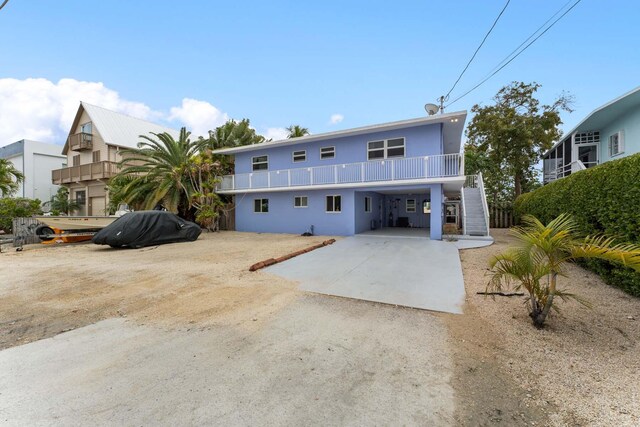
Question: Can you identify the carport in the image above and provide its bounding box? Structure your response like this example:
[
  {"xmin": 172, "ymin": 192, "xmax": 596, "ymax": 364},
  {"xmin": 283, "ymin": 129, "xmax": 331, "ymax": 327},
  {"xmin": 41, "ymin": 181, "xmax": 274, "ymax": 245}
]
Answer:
[{"xmin": 267, "ymin": 234, "xmax": 466, "ymax": 314}]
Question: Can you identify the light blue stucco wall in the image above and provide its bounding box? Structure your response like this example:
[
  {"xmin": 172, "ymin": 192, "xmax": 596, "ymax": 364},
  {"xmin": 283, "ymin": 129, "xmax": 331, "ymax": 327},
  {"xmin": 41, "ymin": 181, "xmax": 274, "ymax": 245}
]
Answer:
[
  {"xmin": 234, "ymin": 184, "xmax": 444, "ymax": 239},
  {"xmin": 599, "ymin": 107, "xmax": 640, "ymax": 163},
  {"xmin": 235, "ymin": 189, "xmax": 356, "ymax": 236},
  {"xmin": 234, "ymin": 123, "xmax": 443, "ymax": 174}
]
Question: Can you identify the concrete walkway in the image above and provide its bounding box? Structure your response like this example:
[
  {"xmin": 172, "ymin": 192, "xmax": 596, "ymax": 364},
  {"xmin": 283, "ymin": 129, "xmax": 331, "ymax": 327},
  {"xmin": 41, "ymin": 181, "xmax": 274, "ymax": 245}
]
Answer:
[{"xmin": 267, "ymin": 235, "xmax": 466, "ymax": 314}]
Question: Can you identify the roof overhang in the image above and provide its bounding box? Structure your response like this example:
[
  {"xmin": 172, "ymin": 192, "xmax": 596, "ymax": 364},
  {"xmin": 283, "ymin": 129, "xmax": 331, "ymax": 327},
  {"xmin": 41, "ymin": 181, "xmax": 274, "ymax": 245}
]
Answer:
[
  {"xmin": 212, "ymin": 111, "xmax": 467, "ymax": 155},
  {"xmin": 544, "ymin": 86, "xmax": 640, "ymax": 157}
]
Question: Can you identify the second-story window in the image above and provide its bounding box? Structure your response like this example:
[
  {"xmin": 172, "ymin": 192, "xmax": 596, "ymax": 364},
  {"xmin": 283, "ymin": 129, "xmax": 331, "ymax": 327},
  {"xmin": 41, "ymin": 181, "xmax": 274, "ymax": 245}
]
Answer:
[
  {"xmin": 252, "ymin": 155, "xmax": 268, "ymax": 171},
  {"xmin": 320, "ymin": 146, "xmax": 335, "ymax": 159},
  {"xmin": 73, "ymin": 154, "xmax": 80, "ymax": 166},
  {"xmin": 92, "ymin": 150, "xmax": 101, "ymax": 163},
  {"xmin": 292, "ymin": 150, "xmax": 306, "ymax": 162},
  {"xmin": 81, "ymin": 122, "xmax": 92, "ymax": 134},
  {"xmin": 367, "ymin": 138, "xmax": 405, "ymax": 160}
]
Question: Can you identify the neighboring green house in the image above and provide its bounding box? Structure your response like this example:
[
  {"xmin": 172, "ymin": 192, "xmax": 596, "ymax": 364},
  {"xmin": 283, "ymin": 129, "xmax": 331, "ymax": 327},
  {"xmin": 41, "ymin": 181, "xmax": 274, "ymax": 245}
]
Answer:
[{"xmin": 543, "ymin": 86, "xmax": 640, "ymax": 184}]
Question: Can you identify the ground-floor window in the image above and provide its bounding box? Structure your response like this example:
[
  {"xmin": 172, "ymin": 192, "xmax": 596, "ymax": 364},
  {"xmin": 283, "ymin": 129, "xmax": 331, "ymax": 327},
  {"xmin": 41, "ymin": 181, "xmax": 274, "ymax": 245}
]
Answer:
[
  {"xmin": 364, "ymin": 196, "xmax": 372, "ymax": 212},
  {"xmin": 326, "ymin": 195, "xmax": 341, "ymax": 213},
  {"xmin": 406, "ymin": 199, "xmax": 416, "ymax": 213},
  {"xmin": 294, "ymin": 196, "xmax": 308, "ymax": 208},
  {"xmin": 254, "ymin": 198, "xmax": 269, "ymax": 213},
  {"xmin": 423, "ymin": 200, "xmax": 431, "ymax": 214}
]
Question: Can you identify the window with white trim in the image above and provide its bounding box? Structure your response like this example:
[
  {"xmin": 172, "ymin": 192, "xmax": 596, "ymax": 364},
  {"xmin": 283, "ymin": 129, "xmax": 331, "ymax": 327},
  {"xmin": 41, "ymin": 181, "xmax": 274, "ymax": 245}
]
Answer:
[
  {"xmin": 252, "ymin": 155, "xmax": 268, "ymax": 171},
  {"xmin": 609, "ymin": 131, "xmax": 624, "ymax": 157},
  {"xmin": 367, "ymin": 138, "xmax": 405, "ymax": 160},
  {"xmin": 326, "ymin": 195, "xmax": 341, "ymax": 213},
  {"xmin": 254, "ymin": 198, "xmax": 269, "ymax": 213},
  {"xmin": 294, "ymin": 196, "xmax": 308, "ymax": 208},
  {"xmin": 320, "ymin": 146, "xmax": 335, "ymax": 159},
  {"xmin": 423, "ymin": 201, "xmax": 431, "ymax": 214},
  {"xmin": 406, "ymin": 199, "xmax": 416, "ymax": 213},
  {"xmin": 364, "ymin": 196, "xmax": 372, "ymax": 213},
  {"xmin": 292, "ymin": 150, "xmax": 306, "ymax": 162}
]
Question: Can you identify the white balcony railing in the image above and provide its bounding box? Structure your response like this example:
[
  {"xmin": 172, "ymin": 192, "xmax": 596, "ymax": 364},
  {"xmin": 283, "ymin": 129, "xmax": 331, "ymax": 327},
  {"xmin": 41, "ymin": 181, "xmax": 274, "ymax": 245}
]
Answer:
[{"xmin": 217, "ymin": 153, "xmax": 463, "ymax": 192}]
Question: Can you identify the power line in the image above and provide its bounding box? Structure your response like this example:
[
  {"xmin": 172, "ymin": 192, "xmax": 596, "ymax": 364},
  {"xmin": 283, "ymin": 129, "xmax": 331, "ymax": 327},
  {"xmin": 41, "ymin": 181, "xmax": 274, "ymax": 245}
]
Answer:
[
  {"xmin": 0, "ymin": 0, "xmax": 9, "ymax": 11},
  {"xmin": 445, "ymin": 0, "xmax": 582, "ymax": 109},
  {"xmin": 443, "ymin": 0, "xmax": 511, "ymax": 102}
]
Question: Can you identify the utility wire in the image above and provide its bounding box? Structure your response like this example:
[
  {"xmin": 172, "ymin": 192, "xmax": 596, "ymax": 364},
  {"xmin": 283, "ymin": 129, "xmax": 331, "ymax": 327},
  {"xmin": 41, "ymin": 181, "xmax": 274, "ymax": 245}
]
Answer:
[
  {"xmin": 0, "ymin": 0, "xmax": 9, "ymax": 11},
  {"xmin": 443, "ymin": 0, "xmax": 511, "ymax": 102},
  {"xmin": 445, "ymin": 0, "xmax": 582, "ymax": 108}
]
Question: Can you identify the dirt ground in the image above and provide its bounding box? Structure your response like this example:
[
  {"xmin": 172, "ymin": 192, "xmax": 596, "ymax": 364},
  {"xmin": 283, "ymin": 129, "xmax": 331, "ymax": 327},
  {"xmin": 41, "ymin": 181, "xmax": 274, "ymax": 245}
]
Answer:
[
  {"xmin": 451, "ymin": 229, "xmax": 640, "ymax": 427},
  {"xmin": 1, "ymin": 230, "xmax": 638, "ymax": 425}
]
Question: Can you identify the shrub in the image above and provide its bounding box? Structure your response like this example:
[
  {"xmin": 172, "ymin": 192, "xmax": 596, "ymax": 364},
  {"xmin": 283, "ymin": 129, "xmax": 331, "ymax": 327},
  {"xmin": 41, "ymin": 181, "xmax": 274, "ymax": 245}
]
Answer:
[
  {"xmin": 0, "ymin": 198, "xmax": 43, "ymax": 233},
  {"xmin": 514, "ymin": 153, "xmax": 640, "ymax": 296}
]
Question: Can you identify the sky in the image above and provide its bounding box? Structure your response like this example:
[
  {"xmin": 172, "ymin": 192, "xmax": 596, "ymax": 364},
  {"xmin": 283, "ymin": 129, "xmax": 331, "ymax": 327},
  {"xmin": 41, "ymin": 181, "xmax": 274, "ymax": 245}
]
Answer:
[{"xmin": 0, "ymin": 0, "xmax": 639, "ymax": 147}]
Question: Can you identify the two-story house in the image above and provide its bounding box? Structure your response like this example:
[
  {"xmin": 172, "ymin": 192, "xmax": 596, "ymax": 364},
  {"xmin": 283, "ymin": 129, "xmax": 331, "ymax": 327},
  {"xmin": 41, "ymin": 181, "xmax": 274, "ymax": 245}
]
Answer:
[
  {"xmin": 543, "ymin": 86, "xmax": 640, "ymax": 184},
  {"xmin": 213, "ymin": 111, "xmax": 490, "ymax": 240},
  {"xmin": 52, "ymin": 102, "xmax": 179, "ymax": 216}
]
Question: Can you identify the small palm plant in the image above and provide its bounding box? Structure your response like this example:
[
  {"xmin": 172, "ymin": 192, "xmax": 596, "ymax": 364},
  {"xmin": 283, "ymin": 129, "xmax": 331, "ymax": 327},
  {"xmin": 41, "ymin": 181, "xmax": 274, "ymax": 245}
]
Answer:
[{"xmin": 488, "ymin": 214, "xmax": 640, "ymax": 328}]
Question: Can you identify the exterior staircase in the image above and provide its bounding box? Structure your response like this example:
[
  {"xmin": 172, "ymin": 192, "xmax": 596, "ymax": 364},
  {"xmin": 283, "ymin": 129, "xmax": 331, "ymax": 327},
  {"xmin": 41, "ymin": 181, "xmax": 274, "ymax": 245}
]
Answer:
[{"xmin": 462, "ymin": 174, "xmax": 490, "ymax": 236}]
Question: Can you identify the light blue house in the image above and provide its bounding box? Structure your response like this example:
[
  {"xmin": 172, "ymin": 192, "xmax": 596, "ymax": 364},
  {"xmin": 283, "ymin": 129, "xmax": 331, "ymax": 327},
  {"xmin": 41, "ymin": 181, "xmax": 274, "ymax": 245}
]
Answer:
[
  {"xmin": 213, "ymin": 111, "xmax": 490, "ymax": 239},
  {"xmin": 543, "ymin": 86, "xmax": 640, "ymax": 183}
]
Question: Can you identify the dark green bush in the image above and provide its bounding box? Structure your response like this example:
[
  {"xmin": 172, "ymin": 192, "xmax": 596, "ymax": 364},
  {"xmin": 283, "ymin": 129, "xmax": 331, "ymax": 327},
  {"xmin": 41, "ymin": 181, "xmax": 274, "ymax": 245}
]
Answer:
[
  {"xmin": 0, "ymin": 198, "xmax": 42, "ymax": 233},
  {"xmin": 514, "ymin": 153, "xmax": 640, "ymax": 296}
]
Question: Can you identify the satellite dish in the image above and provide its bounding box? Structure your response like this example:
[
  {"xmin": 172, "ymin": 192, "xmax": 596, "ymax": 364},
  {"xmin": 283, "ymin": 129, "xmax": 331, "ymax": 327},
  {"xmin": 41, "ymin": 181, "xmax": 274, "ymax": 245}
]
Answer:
[{"xmin": 424, "ymin": 103, "xmax": 439, "ymax": 116}]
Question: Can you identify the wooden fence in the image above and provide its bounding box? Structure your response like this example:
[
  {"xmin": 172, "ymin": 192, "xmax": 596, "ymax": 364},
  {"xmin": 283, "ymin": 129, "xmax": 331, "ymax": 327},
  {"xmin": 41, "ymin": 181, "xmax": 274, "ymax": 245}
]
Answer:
[
  {"xmin": 218, "ymin": 203, "xmax": 235, "ymax": 231},
  {"xmin": 488, "ymin": 204, "xmax": 515, "ymax": 229}
]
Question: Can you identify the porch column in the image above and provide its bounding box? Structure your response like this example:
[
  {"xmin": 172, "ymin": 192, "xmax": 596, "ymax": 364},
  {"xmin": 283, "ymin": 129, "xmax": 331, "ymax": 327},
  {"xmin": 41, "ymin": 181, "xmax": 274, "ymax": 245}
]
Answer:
[{"xmin": 429, "ymin": 184, "xmax": 443, "ymax": 240}]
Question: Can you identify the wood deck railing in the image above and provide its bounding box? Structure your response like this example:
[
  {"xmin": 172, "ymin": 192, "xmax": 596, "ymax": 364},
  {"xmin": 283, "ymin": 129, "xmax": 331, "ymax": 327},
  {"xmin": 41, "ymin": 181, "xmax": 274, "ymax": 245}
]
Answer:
[{"xmin": 52, "ymin": 161, "xmax": 118, "ymax": 184}]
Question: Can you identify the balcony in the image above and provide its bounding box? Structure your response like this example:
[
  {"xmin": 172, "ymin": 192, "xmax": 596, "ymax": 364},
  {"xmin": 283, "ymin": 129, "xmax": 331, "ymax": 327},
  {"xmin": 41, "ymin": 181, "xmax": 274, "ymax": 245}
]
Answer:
[
  {"xmin": 52, "ymin": 161, "xmax": 118, "ymax": 185},
  {"xmin": 217, "ymin": 153, "xmax": 463, "ymax": 193},
  {"xmin": 68, "ymin": 132, "xmax": 93, "ymax": 151}
]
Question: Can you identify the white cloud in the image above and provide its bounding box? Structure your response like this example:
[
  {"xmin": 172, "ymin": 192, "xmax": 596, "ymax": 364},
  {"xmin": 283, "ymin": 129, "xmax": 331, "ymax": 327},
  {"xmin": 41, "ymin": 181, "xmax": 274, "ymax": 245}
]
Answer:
[
  {"xmin": 330, "ymin": 113, "xmax": 344, "ymax": 124},
  {"xmin": 0, "ymin": 78, "xmax": 159, "ymax": 147},
  {"xmin": 168, "ymin": 98, "xmax": 229, "ymax": 138},
  {"xmin": 264, "ymin": 127, "xmax": 289, "ymax": 141}
]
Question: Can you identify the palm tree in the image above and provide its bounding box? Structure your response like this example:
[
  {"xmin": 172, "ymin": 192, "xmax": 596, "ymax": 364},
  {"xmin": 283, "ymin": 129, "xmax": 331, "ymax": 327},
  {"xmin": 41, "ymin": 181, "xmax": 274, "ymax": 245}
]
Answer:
[
  {"xmin": 488, "ymin": 214, "xmax": 640, "ymax": 328},
  {"xmin": 0, "ymin": 158, "xmax": 24, "ymax": 196},
  {"xmin": 201, "ymin": 119, "xmax": 266, "ymax": 150},
  {"xmin": 49, "ymin": 187, "xmax": 80, "ymax": 215},
  {"xmin": 286, "ymin": 125, "xmax": 310, "ymax": 139},
  {"xmin": 116, "ymin": 128, "xmax": 198, "ymax": 213}
]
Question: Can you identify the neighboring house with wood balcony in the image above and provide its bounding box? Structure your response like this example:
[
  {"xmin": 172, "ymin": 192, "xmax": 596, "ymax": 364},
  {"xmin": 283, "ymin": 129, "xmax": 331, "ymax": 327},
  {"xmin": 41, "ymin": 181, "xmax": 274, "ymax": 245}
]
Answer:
[
  {"xmin": 212, "ymin": 111, "xmax": 491, "ymax": 240},
  {"xmin": 543, "ymin": 86, "xmax": 640, "ymax": 184},
  {"xmin": 52, "ymin": 102, "xmax": 178, "ymax": 216}
]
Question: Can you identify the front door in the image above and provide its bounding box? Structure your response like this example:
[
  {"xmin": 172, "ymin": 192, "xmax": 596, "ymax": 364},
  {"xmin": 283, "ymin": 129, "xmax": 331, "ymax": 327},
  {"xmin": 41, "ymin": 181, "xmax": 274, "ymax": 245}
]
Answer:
[
  {"xmin": 75, "ymin": 190, "xmax": 86, "ymax": 216},
  {"xmin": 578, "ymin": 145, "xmax": 598, "ymax": 168}
]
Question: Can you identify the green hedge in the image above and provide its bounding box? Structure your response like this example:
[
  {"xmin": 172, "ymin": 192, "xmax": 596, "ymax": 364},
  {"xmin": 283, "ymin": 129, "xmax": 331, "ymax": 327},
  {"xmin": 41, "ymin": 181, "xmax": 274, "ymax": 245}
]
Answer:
[
  {"xmin": 515, "ymin": 153, "xmax": 640, "ymax": 297},
  {"xmin": 0, "ymin": 198, "xmax": 42, "ymax": 233}
]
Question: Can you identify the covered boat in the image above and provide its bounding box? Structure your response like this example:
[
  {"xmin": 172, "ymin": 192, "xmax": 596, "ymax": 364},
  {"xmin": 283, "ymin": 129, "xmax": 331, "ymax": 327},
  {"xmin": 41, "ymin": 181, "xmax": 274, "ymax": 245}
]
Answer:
[{"xmin": 91, "ymin": 211, "xmax": 201, "ymax": 248}]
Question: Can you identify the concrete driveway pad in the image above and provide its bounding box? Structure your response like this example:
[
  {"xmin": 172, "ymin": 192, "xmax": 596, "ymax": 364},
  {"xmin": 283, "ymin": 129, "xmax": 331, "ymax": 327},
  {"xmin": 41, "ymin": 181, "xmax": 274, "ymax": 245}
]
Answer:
[{"xmin": 267, "ymin": 235, "xmax": 465, "ymax": 314}]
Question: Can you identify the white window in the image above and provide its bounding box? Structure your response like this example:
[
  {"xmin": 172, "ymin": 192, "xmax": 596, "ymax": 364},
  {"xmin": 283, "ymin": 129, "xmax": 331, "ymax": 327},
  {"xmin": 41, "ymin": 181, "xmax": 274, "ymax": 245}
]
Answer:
[
  {"xmin": 252, "ymin": 155, "xmax": 268, "ymax": 171},
  {"xmin": 367, "ymin": 138, "xmax": 405, "ymax": 160},
  {"xmin": 364, "ymin": 196, "xmax": 372, "ymax": 213},
  {"xmin": 609, "ymin": 131, "xmax": 624, "ymax": 157},
  {"xmin": 423, "ymin": 201, "xmax": 431, "ymax": 214},
  {"xmin": 294, "ymin": 196, "xmax": 308, "ymax": 208},
  {"xmin": 320, "ymin": 146, "xmax": 335, "ymax": 159},
  {"xmin": 326, "ymin": 195, "xmax": 341, "ymax": 213},
  {"xmin": 406, "ymin": 199, "xmax": 416, "ymax": 213},
  {"xmin": 254, "ymin": 198, "xmax": 269, "ymax": 213},
  {"xmin": 80, "ymin": 122, "xmax": 92, "ymax": 134},
  {"xmin": 292, "ymin": 150, "xmax": 306, "ymax": 162}
]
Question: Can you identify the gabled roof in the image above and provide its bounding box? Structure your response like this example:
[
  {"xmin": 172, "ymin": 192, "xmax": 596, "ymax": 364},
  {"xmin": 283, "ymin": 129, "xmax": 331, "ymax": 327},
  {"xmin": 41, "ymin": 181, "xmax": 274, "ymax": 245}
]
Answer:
[
  {"xmin": 211, "ymin": 111, "xmax": 467, "ymax": 155},
  {"xmin": 545, "ymin": 86, "xmax": 640, "ymax": 156},
  {"xmin": 62, "ymin": 102, "xmax": 179, "ymax": 155}
]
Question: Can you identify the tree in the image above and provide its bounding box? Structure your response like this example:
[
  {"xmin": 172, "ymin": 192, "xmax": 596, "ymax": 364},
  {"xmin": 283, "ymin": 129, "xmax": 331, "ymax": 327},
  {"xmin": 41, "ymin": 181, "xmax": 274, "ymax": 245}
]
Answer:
[
  {"xmin": 49, "ymin": 187, "xmax": 80, "ymax": 215},
  {"xmin": 200, "ymin": 119, "xmax": 266, "ymax": 150},
  {"xmin": 286, "ymin": 125, "xmax": 310, "ymax": 138},
  {"xmin": 116, "ymin": 128, "xmax": 198, "ymax": 213},
  {"xmin": 487, "ymin": 214, "xmax": 640, "ymax": 328},
  {"xmin": 466, "ymin": 82, "xmax": 572, "ymax": 201},
  {"xmin": 0, "ymin": 158, "xmax": 24, "ymax": 196},
  {"xmin": 0, "ymin": 198, "xmax": 41, "ymax": 232}
]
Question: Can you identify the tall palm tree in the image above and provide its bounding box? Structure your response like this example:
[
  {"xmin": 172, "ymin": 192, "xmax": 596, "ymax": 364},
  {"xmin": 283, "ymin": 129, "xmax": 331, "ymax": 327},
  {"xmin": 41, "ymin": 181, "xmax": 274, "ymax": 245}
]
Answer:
[
  {"xmin": 286, "ymin": 125, "xmax": 310, "ymax": 139},
  {"xmin": 0, "ymin": 158, "xmax": 24, "ymax": 196},
  {"xmin": 488, "ymin": 214, "xmax": 640, "ymax": 328},
  {"xmin": 116, "ymin": 128, "xmax": 198, "ymax": 213}
]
